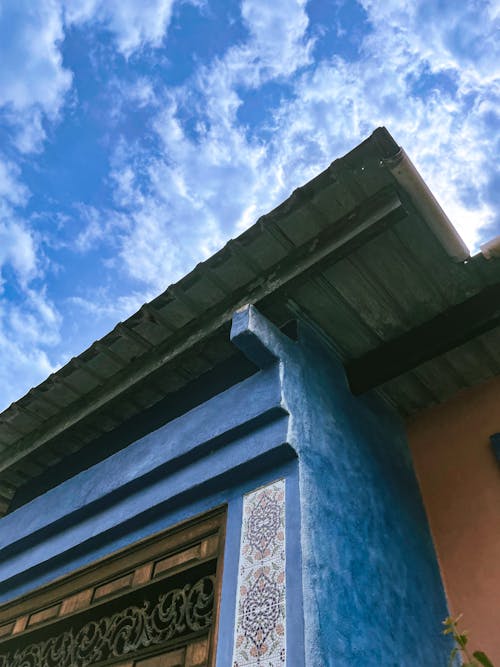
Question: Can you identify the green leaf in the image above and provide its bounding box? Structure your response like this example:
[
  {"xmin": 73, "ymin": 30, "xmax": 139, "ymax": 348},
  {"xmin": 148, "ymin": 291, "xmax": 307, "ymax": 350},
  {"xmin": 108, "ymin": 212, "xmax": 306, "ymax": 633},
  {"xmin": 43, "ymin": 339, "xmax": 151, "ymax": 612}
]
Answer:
[
  {"xmin": 457, "ymin": 633, "xmax": 469, "ymax": 647},
  {"xmin": 448, "ymin": 647, "xmax": 458, "ymax": 667},
  {"xmin": 473, "ymin": 651, "xmax": 495, "ymax": 667}
]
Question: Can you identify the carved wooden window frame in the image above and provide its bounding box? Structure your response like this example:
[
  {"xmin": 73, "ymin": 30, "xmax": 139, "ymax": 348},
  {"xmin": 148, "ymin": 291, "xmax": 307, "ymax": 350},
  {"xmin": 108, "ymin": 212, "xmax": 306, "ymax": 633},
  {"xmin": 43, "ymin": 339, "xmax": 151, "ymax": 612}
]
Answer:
[{"xmin": 0, "ymin": 507, "xmax": 226, "ymax": 667}]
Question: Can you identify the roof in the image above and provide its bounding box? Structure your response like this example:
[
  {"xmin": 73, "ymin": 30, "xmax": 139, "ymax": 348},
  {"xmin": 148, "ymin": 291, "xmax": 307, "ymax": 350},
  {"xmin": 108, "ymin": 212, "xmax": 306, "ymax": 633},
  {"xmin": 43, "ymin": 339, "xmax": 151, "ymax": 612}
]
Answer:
[{"xmin": 0, "ymin": 126, "xmax": 499, "ymax": 514}]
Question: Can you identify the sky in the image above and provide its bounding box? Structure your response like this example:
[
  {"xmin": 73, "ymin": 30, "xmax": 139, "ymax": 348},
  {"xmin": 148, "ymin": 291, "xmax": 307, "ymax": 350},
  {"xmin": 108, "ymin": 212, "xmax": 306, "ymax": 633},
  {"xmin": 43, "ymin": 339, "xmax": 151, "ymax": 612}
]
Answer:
[{"xmin": 0, "ymin": 0, "xmax": 498, "ymax": 411}]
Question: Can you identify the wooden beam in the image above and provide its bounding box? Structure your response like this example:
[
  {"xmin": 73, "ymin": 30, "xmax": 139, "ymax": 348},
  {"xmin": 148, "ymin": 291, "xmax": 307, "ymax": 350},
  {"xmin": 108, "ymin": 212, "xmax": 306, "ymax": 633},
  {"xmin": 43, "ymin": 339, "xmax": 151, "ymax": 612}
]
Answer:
[{"xmin": 346, "ymin": 281, "xmax": 500, "ymax": 395}]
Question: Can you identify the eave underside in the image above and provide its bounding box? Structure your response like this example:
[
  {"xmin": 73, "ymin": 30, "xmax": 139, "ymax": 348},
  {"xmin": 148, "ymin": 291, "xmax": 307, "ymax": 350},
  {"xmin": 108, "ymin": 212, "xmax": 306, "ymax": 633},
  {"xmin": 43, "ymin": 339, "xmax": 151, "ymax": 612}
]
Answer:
[{"xmin": 0, "ymin": 128, "xmax": 499, "ymax": 514}]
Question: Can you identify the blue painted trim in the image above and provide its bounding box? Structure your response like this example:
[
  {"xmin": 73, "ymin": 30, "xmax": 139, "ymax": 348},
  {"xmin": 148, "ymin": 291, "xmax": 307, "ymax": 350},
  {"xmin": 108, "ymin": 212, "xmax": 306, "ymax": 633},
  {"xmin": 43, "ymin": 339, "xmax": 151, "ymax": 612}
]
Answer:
[
  {"xmin": 0, "ymin": 418, "xmax": 293, "ymax": 587},
  {"xmin": 215, "ymin": 495, "xmax": 243, "ymax": 666},
  {"xmin": 0, "ymin": 365, "xmax": 285, "ymax": 556},
  {"xmin": 10, "ymin": 355, "xmax": 257, "ymax": 511},
  {"xmin": 230, "ymin": 303, "xmax": 294, "ymax": 368},
  {"xmin": 231, "ymin": 308, "xmax": 453, "ymax": 665},
  {"xmin": 286, "ymin": 464, "xmax": 305, "ymax": 667}
]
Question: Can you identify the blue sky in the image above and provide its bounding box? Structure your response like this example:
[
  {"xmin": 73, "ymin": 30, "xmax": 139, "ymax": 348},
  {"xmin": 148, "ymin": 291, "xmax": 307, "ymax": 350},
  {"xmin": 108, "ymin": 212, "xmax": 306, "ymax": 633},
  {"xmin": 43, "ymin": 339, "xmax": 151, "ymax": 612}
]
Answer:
[{"xmin": 0, "ymin": 0, "xmax": 498, "ymax": 410}]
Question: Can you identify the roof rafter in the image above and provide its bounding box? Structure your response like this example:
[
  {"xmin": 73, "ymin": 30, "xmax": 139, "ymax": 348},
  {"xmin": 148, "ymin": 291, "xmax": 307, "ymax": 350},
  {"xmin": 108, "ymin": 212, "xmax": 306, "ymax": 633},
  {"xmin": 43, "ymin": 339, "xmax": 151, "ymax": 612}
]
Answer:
[{"xmin": 346, "ymin": 281, "xmax": 500, "ymax": 394}]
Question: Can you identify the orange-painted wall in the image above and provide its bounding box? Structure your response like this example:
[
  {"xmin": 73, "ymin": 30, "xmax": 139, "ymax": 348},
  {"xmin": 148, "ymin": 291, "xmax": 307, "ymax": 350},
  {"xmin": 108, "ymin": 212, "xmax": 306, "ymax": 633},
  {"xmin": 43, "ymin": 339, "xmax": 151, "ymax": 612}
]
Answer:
[{"xmin": 408, "ymin": 375, "xmax": 500, "ymax": 661}]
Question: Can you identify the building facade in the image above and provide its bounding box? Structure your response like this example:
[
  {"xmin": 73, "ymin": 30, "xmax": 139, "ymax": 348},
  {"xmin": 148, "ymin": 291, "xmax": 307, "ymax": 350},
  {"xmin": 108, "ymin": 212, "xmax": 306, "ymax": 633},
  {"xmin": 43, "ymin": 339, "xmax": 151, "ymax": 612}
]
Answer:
[{"xmin": 0, "ymin": 128, "xmax": 498, "ymax": 666}]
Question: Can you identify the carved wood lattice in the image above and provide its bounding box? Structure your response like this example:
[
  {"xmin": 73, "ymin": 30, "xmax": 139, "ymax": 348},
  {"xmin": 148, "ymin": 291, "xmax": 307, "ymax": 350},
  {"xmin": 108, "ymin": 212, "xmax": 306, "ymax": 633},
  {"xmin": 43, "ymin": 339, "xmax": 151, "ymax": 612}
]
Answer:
[
  {"xmin": 0, "ymin": 508, "xmax": 226, "ymax": 667},
  {"xmin": 0, "ymin": 576, "xmax": 214, "ymax": 667}
]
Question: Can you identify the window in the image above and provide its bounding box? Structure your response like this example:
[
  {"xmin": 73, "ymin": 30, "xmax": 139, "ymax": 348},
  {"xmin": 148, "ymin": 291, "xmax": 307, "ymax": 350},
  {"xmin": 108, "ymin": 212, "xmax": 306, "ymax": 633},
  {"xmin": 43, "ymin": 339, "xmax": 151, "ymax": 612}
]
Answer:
[{"xmin": 0, "ymin": 508, "xmax": 226, "ymax": 667}]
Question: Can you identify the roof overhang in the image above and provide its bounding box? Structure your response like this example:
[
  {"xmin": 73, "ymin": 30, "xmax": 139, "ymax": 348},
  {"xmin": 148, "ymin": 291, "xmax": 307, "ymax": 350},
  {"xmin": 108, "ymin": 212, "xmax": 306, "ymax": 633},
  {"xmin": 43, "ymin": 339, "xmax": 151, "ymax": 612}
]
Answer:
[{"xmin": 0, "ymin": 127, "xmax": 499, "ymax": 514}]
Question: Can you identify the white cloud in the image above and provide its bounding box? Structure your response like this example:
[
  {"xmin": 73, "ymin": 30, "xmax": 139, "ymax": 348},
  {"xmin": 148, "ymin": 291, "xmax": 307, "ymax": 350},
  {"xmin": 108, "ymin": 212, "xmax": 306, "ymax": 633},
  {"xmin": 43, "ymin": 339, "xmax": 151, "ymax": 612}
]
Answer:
[
  {"xmin": 0, "ymin": 219, "xmax": 38, "ymax": 288},
  {"xmin": 72, "ymin": 203, "xmax": 131, "ymax": 253},
  {"xmin": 65, "ymin": 0, "xmax": 179, "ymax": 57},
  {"xmin": 1, "ymin": 0, "xmax": 498, "ymax": 410},
  {"xmin": 190, "ymin": 0, "xmax": 313, "ymax": 127},
  {"xmin": 350, "ymin": 0, "xmax": 500, "ymax": 247},
  {"xmin": 265, "ymin": 57, "xmax": 498, "ymax": 249},
  {"xmin": 0, "ymin": 1, "xmax": 70, "ymax": 112},
  {"xmin": 105, "ymin": 0, "xmax": 499, "ymax": 293},
  {"xmin": 359, "ymin": 0, "xmax": 500, "ymax": 88},
  {"xmin": 0, "ymin": 286, "xmax": 62, "ymax": 410},
  {"xmin": 0, "ymin": 339, "xmax": 56, "ymax": 411},
  {"xmin": 8, "ymin": 109, "xmax": 47, "ymax": 155},
  {"xmin": 69, "ymin": 289, "xmax": 156, "ymax": 323},
  {"xmin": 104, "ymin": 0, "xmax": 315, "ymax": 288},
  {"xmin": 0, "ymin": 0, "xmax": 184, "ymax": 154},
  {"xmin": 0, "ymin": 157, "xmax": 29, "ymax": 207},
  {"xmin": 0, "ymin": 156, "xmax": 59, "ymax": 410},
  {"xmin": 0, "ymin": 0, "xmax": 189, "ymax": 410},
  {"xmin": 109, "ymin": 100, "xmax": 270, "ymax": 288},
  {"xmin": 241, "ymin": 0, "xmax": 312, "ymax": 75},
  {"xmin": 8, "ymin": 288, "xmax": 61, "ymax": 347},
  {"xmin": 0, "ymin": 0, "xmax": 72, "ymax": 151},
  {"xmin": 120, "ymin": 77, "xmax": 157, "ymax": 108},
  {"xmin": 0, "ymin": 157, "xmax": 38, "ymax": 288}
]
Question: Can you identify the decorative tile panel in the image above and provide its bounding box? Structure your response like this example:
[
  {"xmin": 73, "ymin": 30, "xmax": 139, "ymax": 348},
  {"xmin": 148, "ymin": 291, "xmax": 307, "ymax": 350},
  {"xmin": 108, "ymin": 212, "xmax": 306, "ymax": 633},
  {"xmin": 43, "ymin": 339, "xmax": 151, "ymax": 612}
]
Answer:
[{"xmin": 232, "ymin": 479, "xmax": 286, "ymax": 666}]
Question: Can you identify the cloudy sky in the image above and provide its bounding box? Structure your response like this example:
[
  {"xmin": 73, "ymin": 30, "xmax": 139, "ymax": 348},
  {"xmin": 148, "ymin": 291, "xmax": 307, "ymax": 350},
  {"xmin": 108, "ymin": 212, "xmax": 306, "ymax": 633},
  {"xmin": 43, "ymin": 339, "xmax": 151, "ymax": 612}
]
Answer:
[{"xmin": 0, "ymin": 0, "xmax": 498, "ymax": 410}]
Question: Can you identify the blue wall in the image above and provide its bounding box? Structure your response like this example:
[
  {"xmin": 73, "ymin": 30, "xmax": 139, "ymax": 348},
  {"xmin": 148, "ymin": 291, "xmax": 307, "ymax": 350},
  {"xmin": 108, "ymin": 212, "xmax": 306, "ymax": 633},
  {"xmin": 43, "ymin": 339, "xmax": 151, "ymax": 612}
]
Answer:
[
  {"xmin": 0, "ymin": 306, "xmax": 452, "ymax": 666},
  {"xmin": 0, "ymin": 357, "xmax": 304, "ymax": 667},
  {"xmin": 292, "ymin": 331, "xmax": 451, "ymax": 665},
  {"xmin": 232, "ymin": 305, "xmax": 452, "ymax": 666}
]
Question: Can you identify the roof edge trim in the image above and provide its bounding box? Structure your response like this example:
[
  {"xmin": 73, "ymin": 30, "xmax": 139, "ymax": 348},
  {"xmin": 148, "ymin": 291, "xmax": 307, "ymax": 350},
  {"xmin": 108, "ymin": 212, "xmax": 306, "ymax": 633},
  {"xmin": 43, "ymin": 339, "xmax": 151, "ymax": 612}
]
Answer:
[{"xmin": 372, "ymin": 127, "xmax": 470, "ymax": 262}]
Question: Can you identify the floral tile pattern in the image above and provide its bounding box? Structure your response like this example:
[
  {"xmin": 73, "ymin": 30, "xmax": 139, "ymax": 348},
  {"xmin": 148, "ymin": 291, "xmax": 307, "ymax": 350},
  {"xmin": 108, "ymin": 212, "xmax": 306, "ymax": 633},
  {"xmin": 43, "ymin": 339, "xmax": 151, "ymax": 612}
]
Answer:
[{"xmin": 232, "ymin": 479, "xmax": 286, "ymax": 666}]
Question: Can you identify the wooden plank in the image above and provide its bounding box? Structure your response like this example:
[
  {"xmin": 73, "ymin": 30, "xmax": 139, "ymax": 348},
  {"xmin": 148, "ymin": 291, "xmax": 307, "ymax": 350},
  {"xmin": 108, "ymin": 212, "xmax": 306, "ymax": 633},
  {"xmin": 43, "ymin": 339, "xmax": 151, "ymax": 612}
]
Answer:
[
  {"xmin": 200, "ymin": 535, "xmax": 219, "ymax": 560},
  {"xmin": 59, "ymin": 588, "xmax": 92, "ymax": 615},
  {"xmin": 93, "ymin": 573, "xmax": 133, "ymax": 601},
  {"xmin": 153, "ymin": 545, "xmax": 201, "ymax": 578},
  {"xmin": 185, "ymin": 638, "xmax": 209, "ymax": 666},
  {"xmin": 11, "ymin": 617, "xmax": 27, "ymax": 634},
  {"xmin": 132, "ymin": 563, "xmax": 153, "ymax": 587},
  {"xmin": 346, "ymin": 282, "xmax": 500, "ymax": 395},
  {"xmin": 137, "ymin": 648, "xmax": 185, "ymax": 667},
  {"xmin": 0, "ymin": 623, "xmax": 13, "ymax": 639},
  {"xmin": 27, "ymin": 604, "xmax": 60, "ymax": 627}
]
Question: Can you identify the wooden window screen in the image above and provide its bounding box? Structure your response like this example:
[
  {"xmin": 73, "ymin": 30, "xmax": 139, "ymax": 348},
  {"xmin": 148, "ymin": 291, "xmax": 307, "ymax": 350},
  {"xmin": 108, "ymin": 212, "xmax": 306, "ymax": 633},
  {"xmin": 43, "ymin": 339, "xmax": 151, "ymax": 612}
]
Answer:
[{"xmin": 0, "ymin": 507, "xmax": 226, "ymax": 667}]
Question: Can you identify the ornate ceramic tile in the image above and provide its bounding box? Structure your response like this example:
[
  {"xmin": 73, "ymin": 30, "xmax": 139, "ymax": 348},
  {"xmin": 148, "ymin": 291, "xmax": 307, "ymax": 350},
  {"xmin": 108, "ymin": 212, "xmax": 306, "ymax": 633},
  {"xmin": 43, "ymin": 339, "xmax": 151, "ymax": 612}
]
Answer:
[{"xmin": 232, "ymin": 479, "xmax": 286, "ymax": 666}]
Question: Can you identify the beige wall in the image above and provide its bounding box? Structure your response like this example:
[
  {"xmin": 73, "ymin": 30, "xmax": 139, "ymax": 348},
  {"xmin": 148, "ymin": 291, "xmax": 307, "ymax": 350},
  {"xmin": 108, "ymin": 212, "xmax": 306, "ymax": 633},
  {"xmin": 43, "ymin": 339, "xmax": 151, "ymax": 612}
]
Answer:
[{"xmin": 408, "ymin": 375, "xmax": 500, "ymax": 661}]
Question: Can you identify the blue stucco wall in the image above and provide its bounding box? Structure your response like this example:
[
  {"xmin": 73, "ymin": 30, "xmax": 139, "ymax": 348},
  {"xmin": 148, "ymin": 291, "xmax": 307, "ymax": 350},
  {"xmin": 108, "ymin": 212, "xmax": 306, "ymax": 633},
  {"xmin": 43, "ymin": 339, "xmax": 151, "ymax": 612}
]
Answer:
[
  {"xmin": 0, "ymin": 364, "xmax": 291, "ymax": 596},
  {"xmin": 0, "ymin": 305, "xmax": 452, "ymax": 666},
  {"xmin": 292, "ymin": 333, "xmax": 452, "ymax": 665},
  {"xmin": 0, "ymin": 358, "xmax": 304, "ymax": 667},
  {"xmin": 232, "ymin": 305, "xmax": 452, "ymax": 666}
]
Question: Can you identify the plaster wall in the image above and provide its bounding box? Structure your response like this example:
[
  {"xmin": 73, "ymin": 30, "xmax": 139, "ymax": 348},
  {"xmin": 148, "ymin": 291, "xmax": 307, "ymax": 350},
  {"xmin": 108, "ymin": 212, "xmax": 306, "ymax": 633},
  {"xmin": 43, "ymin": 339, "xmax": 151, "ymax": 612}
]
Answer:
[
  {"xmin": 408, "ymin": 374, "xmax": 500, "ymax": 662},
  {"xmin": 231, "ymin": 307, "xmax": 452, "ymax": 666},
  {"xmin": 0, "ymin": 307, "xmax": 453, "ymax": 666},
  {"xmin": 288, "ymin": 330, "xmax": 452, "ymax": 666},
  {"xmin": 0, "ymin": 362, "xmax": 303, "ymax": 667}
]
